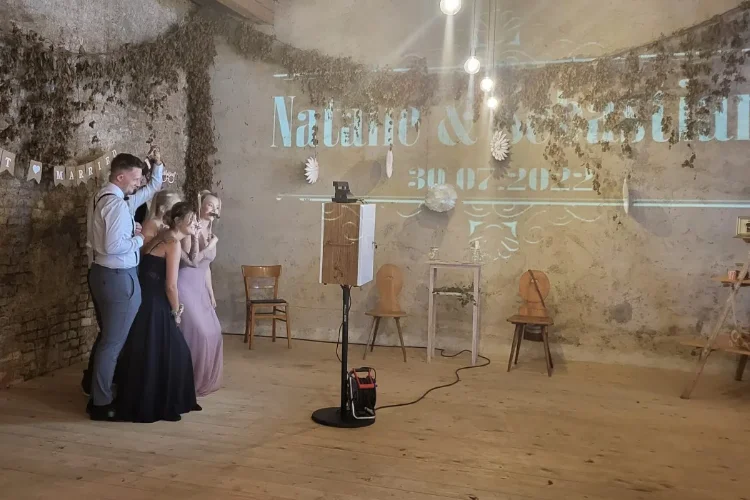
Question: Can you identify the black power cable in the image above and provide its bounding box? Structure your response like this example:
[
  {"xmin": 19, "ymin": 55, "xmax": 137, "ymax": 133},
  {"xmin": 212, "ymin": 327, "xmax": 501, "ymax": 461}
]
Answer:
[
  {"xmin": 375, "ymin": 349, "xmax": 491, "ymax": 411},
  {"xmin": 330, "ymin": 293, "xmax": 490, "ymax": 411},
  {"xmin": 334, "ymin": 291, "xmax": 352, "ymax": 363}
]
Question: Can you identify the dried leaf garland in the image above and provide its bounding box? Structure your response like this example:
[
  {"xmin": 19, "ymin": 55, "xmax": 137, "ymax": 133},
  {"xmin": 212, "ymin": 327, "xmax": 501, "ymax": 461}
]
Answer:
[
  {"xmin": 492, "ymin": 6, "xmax": 750, "ymax": 194},
  {"xmin": 1, "ymin": 3, "xmax": 748, "ymax": 200}
]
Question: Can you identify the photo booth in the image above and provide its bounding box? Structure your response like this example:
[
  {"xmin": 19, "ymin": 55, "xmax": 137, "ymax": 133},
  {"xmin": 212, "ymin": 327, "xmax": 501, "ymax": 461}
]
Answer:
[{"xmin": 312, "ymin": 182, "xmax": 378, "ymax": 427}]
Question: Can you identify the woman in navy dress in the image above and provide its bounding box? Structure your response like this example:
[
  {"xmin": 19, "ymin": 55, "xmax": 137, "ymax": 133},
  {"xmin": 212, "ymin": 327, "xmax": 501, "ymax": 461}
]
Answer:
[{"xmin": 115, "ymin": 201, "xmax": 201, "ymax": 423}]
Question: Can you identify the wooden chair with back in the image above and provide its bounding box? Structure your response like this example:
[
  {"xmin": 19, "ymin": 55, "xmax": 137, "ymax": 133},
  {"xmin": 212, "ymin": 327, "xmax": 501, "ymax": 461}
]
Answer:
[
  {"xmin": 363, "ymin": 264, "xmax": 408, "ymax": 362},
  {"xmin": 506, "ymin": 269, "xmax": 554, "ymax": 376},
  {"xmin": 241, "ymin": 265, "xmax": 291, "ymax": 350}
]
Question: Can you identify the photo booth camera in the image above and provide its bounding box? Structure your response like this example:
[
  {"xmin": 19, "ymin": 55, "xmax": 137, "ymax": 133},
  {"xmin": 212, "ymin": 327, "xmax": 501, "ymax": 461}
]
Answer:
[{"xmin": 312, "ymin": 181, "xmax": 377, "ymax": 428}]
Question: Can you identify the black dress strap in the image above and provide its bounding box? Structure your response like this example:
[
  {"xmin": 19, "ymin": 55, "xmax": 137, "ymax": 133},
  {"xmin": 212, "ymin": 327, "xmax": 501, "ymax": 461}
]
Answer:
[{"xmin": 146, "ymin": 239, "xmax": 166, "ymax": 257}]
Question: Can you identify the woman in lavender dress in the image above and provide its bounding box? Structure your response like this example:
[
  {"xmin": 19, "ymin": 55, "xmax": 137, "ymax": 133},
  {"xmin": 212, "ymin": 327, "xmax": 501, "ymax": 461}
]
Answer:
[{"xmin": 178, "ymin": 191, "xmax": 223, "ymax": 397}]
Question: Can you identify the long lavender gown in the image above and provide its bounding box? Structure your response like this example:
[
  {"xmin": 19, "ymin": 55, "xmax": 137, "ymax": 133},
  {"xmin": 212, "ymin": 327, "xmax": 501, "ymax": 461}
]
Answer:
[{"xmin": 177, "ymin": 236, "xmax": 223, "ymax": 397}]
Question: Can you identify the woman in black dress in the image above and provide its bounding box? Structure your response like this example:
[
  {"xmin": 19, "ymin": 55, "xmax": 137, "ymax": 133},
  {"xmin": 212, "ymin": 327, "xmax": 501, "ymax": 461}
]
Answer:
[{"xmin": 115, "ymin": 201, "xmax": 201, "ymax": 423}]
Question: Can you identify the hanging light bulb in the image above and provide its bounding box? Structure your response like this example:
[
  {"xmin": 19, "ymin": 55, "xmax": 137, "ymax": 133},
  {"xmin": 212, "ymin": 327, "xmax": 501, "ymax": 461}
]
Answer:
[
  {"xmin": 480, "ymin": 76, "xmax": 494, "ymax": 92},
  {"xmin": 487, "ymin": 96, "xmax": 499, "ymax": 109},
  {"xmin": 464, "ymin": 55, "xmax": 480, "ymax": 75},
  {"xmin": 440, "ymin": 0, "xmax": 462, "ymax": 15}
]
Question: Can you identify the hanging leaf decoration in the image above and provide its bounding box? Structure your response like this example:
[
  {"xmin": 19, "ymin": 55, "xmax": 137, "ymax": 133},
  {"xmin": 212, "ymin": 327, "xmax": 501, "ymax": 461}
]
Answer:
[{"xmin": 386, "ymin": 145, "xmax": 393, "ymax": 178}]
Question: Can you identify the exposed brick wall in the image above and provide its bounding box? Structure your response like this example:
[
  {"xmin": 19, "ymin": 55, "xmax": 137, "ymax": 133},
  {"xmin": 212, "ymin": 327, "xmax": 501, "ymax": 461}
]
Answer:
[
  {"xmin": 0, "ymin": 177, "xmax": 97, "ymax": 387},
  {"xmin": 0, "ymin": 1, "xmax": 189, "ymax": 388}
]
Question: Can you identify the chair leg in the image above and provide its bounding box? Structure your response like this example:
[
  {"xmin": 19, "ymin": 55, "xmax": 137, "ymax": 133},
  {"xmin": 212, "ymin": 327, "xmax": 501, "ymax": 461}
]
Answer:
[
  {"xmin": 248, "ymin": 306, "xmax": 256, "ymax": 350},
  {"xmin": 244, "ymin": 305, "xmax": 250, "ymax": 343},
  {"xmin": 507, "ymin": 324, "xmax": 520, "ymax": 372},
  {"xmin": 285, "ymin": 306, "xmax": 292, "ymax": 349},
  {"xmin": 370, "ymin": 317, "xmax": 381, "ymax": 352},
  {"xmin": 735, "ymin": 354, "xmax": 748, "ymax": 381},
  {"xmin": 547, "ymin": 330, "xmax": 554, "ymax": 369},
  {"xmin": 514, "ymin": 325, "xmax": 525, "ymax": 365},
  {"xmin": 427, "ymin": 267, "xmax": 435, "ymax": 363},
  {"xmin": 542, "ymin": 326, "xmax": 553, "ymax": 377},
  {"xmin": 395, "ymin": 317, "xmax": 407, "ymax": 362},
  {"xmin": 363, "ymin": 317, "xmax": 377, "ymax": 360},
  {"xmin": 272, "ymin": 311, "xmax": 277, "ymax": 342}
]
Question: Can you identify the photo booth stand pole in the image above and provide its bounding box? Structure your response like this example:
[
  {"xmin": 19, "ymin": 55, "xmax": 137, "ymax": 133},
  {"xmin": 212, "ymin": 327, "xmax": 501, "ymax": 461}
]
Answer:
[
  {"xmin": 311, "ymin": 285, "xmax": 373, "ymax": 428},
  {"xmin": 311, "ymin": 286, "xmax": 376, "ymax": 428},
  {"xmin": 312, "ymin": 193, "xmax": 376, "ymax": 428},
  {"xmin": 338, "ymin": 284, "xmax": 350, "ymax": 413}
]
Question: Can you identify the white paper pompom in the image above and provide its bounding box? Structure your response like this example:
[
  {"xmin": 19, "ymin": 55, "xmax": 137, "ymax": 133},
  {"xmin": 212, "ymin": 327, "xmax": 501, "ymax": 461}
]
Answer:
[
  {"xmin": 424, "ymin": 184, "xmax": 458, "ymax": 212},
  {"xmin": 304, "ymin": 157, "xmax": 319, "ymax": 184},
  {"xmin": 491, "ymin": 130, "xmax": 510, "ymax": 161}
]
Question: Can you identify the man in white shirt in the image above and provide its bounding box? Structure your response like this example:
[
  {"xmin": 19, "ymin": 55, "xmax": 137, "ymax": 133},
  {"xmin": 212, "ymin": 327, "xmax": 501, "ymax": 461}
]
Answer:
[
  {"xmin": 86, "ymin": 152, "xmax": 163, "ymax": 420},
  {"xmin": 81, "ymin": 151, "xmax": 161, "ymax": 397}
]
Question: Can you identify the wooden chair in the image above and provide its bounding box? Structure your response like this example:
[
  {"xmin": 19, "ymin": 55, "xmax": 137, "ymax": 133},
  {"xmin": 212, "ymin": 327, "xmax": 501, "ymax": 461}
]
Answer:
[
  {"xmin": 241, "ymin": 265, "xmax": 291, "ymax": 350},
  {"xmin": 507, "ymin": 270, "xmax": 554, "ymax": 376},
  {"xmin": 363, "ymin": 264, "xmax": 407, "ymax": 362}
]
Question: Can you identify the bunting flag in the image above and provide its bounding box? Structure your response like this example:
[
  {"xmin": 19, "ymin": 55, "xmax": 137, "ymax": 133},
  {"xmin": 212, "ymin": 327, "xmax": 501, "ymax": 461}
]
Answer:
[
  {"xmin": 75, "ymin": 164, "xmax": 87, "ymax": 185},
  {"xmin": 0, "ymin": 146, "xmax": 120, "ymax": 188},
  {"xmin": 65, "ymin": 166, "xmax": 75, "ymax": 185},
  {"xmin": 85, "ymin": 162, "xmax": 94, "ymax": 182},
  {"xmin": 94, "ymin": 157, "xmax": 104, "ymax": 181},
  {"xmin": 53, "ymin": 166, "xmax": 66, "ymax": 187},
  {"xmin": 0, "ymin": 150, "xmax": 16, "ymax": 176},
  {"xmin": 27, "ymin": 159, "xmax": 42, "ymax": 183}
]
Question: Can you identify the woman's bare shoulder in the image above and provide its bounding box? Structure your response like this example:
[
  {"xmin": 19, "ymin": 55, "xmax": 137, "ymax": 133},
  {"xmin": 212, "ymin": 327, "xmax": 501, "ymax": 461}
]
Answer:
[
  {"xmin": 159, "ymin": 238, "xmax": 181, "ymax": 260},
  {"xmin": 163, "ymin": 236, "xmax": 180, "ymax": 248}
]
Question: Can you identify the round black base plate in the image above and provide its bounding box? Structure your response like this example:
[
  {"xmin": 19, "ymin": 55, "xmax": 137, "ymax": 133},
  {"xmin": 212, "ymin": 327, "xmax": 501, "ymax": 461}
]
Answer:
[{"xmin": 311, "ymin": 407, "xmax": 375, "ymax": 428}]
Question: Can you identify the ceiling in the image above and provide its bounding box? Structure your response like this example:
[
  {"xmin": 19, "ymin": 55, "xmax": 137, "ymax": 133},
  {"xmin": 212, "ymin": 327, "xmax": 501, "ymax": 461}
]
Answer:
[
  {"xmin": 194, "ymin": 0, "xmax": 274, "ymax": 24},
  {"xmin": 271, "ymin": 0, "xmax": 746, "ymax": 70}
]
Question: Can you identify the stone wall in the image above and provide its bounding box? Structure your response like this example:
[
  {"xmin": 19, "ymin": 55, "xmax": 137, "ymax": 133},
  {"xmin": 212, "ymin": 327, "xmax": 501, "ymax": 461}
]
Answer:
[
  {"xmin": 0, "ymin": 0, "xmax": 190, "ymax": 387},
  {"xmin": 0, "ymin": 182, "xmax": 93, "ymax": 385}
]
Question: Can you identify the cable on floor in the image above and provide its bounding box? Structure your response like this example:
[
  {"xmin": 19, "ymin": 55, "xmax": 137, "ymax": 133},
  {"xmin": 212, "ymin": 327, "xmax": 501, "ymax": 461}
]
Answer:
[
  {"xmin": 375, "ymin": 349, "xmax": 491, "ymax": 411},
  {"xmin": 328, "ymin": 295, "xmax": 491, "ymax": 411}
]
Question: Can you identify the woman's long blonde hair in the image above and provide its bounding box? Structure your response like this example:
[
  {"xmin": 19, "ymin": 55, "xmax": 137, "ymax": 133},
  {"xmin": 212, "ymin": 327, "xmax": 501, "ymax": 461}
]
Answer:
[{"xmin": 148, "ymin": 190, "xmax": 182, "ymax": 221}]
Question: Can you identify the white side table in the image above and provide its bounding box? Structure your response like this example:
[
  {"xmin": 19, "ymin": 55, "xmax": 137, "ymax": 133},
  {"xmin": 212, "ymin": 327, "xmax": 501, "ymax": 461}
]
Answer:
[{"xmin": 427, "ymin": 261, "xmax": 482, "ymax": 365}]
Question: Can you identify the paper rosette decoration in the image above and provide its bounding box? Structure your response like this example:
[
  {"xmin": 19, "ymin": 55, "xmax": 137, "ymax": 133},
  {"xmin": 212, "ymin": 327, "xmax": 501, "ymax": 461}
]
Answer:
[
  {"xmin": 304, "ymin": 156, "xmax": 319, "ymax": 184},
  {"xmin": 424, "ymin": 183, "xmax": 458, "ymax": 212},
  {"xmin": 491, "ymin": 130, "xmax": 510, "ymax": 161}
]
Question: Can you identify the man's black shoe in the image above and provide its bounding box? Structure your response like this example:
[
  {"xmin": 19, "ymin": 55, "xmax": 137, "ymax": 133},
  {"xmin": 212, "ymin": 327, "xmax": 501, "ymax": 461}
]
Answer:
[
  {"xmin": 81, "ymin": 370, "xmax": 91, "ymax": 397},
  {"xmin": 86, "ymin": 400, "xmax": 117, "ymax": 421}
]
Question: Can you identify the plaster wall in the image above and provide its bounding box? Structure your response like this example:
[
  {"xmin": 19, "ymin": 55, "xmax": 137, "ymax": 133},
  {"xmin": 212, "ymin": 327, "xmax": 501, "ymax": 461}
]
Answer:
[{"xmin": 210, "ymin": 0, "xmax": 750, "ymax": 372}]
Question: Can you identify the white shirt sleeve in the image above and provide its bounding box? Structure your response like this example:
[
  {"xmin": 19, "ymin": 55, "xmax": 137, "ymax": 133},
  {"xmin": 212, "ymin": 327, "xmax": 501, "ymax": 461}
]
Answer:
[
  {"xmin": 130, "ymin": 162, "xmax": 165, "ymax": 209},
  {"xmin": 100, "ymin": 197, "xmax": 144, "ymax": 256}
]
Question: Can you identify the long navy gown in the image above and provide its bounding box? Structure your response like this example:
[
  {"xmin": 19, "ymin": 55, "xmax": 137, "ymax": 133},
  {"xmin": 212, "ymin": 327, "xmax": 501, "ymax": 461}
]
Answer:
[{"xmin": 114, "ymin": 252, "xmax": 201, "ymax": 423}]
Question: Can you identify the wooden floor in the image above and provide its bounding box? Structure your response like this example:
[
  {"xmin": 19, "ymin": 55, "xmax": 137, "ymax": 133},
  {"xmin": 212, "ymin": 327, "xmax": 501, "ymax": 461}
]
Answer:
[{"xmin": 1, "ymin": 335, "xmax": 750, "ymax": 500}]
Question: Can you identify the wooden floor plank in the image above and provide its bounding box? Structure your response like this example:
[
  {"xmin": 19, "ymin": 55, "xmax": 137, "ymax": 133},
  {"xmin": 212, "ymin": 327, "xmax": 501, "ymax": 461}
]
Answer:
[
  {"xmin": 242, "ymin": 437, "xmax": 743, "ymax": 500},
  {"xmin": 0, "ymin": 336, "xmax": 749, "ymax": 499}
]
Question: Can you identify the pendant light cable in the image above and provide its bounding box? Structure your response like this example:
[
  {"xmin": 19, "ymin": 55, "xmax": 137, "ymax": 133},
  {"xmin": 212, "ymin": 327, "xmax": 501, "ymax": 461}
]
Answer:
[
  {"xmin": 471, "ymin": 0, "xmax": 477, "ymax": 57},
  {"xmin": 491, "ymin": 0, "xmax": 496, "ymax": 71}
]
